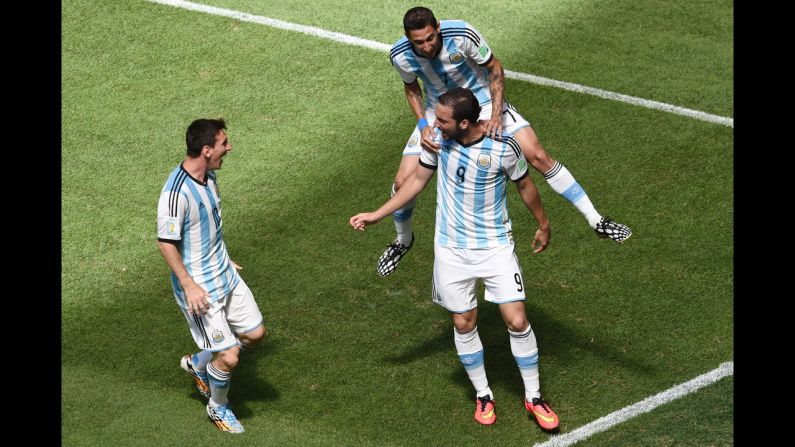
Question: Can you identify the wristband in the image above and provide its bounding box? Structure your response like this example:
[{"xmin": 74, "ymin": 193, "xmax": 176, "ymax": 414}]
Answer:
[{"xmin": 418, "ymin": 118, "xmax": 428, "ymax": 130}]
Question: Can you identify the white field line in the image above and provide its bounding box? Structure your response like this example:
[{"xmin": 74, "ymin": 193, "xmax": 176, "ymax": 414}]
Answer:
[
  {"xmin": 532, "ymin": 361, "xmax": 734, "ymax": 447},
  {"xmin": 145, "ymin": 0, "xmax": 733, "ymax": 128}
]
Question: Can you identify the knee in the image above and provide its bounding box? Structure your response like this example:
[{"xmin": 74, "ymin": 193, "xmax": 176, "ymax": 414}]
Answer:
[
  {"xmin": 215, "ymin": 350, "xmax": 239, "ymax": 370},
  {"xmin": 506, "ymin": 317, "xmax": 529, "ymax": 333},
  {"xmin": 525, "ymin": 145, "xmax": 554, "ymax": 171},
  {"xmin": 240, "ymin": 325, "xmax": 266, "ymax": 347},
  {"xmin": 453, "ymin": 319, "xmax": 477, "ymax": 334}
]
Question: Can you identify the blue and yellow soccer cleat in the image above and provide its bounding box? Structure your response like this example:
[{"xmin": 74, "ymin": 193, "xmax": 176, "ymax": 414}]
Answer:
[
  {"xmin": 180, "ymin": 354, "xmax": 211, "ymax": 399},
  {"xmin": 207, "ymin": 404, "xmax": 245, "ymax": 433}
]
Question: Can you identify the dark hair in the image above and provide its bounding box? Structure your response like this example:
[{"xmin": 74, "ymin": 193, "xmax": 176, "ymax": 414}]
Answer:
[
  {"xmin": 438, "ymin": 87, "xmax": 481, "ymax": 124},
  {"xmin": 403, "ymin": 7, "xmax": 437, "ymax": 33},
  {"xmin": 185, "ymin": 118, "xmax": 226, "ymax": 157}
]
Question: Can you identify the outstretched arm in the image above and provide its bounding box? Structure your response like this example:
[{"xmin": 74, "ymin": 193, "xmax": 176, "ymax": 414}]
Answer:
[
  {"xmin": 350, "ymin": 164, "xmax": 435, "ymax": 230},
  {"xmin": 514, "ymin": 174, "xmax": 551, "ymax": 253}
]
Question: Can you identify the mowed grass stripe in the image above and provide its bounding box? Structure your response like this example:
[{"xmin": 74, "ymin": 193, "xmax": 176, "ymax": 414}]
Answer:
[{"xmin": 145, "ymin": 0, "xmax": 732, "ymax": 126}]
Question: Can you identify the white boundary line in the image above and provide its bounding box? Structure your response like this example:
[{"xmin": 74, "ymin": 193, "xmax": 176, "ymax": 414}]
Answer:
[
  {"xmin": 533, "ymin": 361, "xmax": 734, "ymax": 447},
  {"xmin": 145, "ymin": 0, "xmax": 733, "ymax": 128}
]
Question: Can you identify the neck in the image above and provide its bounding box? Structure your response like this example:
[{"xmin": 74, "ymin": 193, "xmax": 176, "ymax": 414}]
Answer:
[
  {"xmin": 458, "ymin": 122, "xmax": 486, "ymax": 146},
  {"xmin": 182, "ymin": 156, "xmax": 209, "ymax": 183}
]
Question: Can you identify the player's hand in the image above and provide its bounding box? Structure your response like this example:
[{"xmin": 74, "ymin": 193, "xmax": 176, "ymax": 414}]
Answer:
[
  {"xmin": 350, "ymin": 212, "xmax": 382, "ymax": 231},
  {"xmin": 531, "ymin": 226, "xmax": 550, "ymax": 253},
  {"xmin": 481, "ymin": 116, "xmax": 504, "ymax": 141},
  {"xmin": 230, "ymin": 260, "xmax": 242, "ymax": 271},
  {"xmin": 420, "ymin": 126, "xmax": 441, "ymax": 153},
  {"xmin": 185, "ymin": 283, "xmax": 211, "ymax": 316}
]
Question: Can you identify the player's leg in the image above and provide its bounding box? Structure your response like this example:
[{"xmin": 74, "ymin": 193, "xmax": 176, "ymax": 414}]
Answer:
[
  {"xmin": 434, "ymin": 245, "xmax": 495, "ymax": 425},
  {"xmin": 180, "ymin": 350, "xmax": 212, "ymax": 398},
  {"xmin": 483, "ymin": 244, "xmax": 559, "ymax": 430},
  {"xmin": 377, "ymin": 124, "xmax": 427, "ymax": 276},
  {"xmin": 180, "ymin": 296, "xmax": 246, "ymax": 433},
  {"xmin": 206, "ymin": 344, "xmax": 246, "ymax": 434},
  {"xmin": 500, "ymin": 102, "xmax": 631, "ymax": 243},
  {"xmin": 179, "ymin": 303, "xmax": 240, "ymax": 400}
]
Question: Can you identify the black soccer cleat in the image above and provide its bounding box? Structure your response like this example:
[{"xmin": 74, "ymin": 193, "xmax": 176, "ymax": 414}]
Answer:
[
  {"xmin": 377, "ymin": 233, "xmax": 414, "ymax": 276},
  {"xmin": 595, "ymin": 217, "xmax": 632, "ymax": 244}
]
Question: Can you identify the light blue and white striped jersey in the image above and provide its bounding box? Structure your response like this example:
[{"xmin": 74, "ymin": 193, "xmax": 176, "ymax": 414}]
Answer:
[
  {"xmin": 390, "ymin": 20, "xmax": 493, "ymax": 110},
  {"xmin": 419, "ymin": 135, "xmax": 530, "ymax": 249},
  {"xmin": 157, "ymin": 164, "xmax": 240, "ymax": 309}
]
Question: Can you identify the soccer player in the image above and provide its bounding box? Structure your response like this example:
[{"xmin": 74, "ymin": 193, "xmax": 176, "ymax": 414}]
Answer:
[
  {"xmin": 351, "ymin": 88, "xmax": 559, "ymax": 430},
  {"xmin": 157, "ymin": 118, "xmax": 266, "ymax": 434},
  {"xmin": 377, "ymin": 6, "xmax": 631, "ymax": 276}
]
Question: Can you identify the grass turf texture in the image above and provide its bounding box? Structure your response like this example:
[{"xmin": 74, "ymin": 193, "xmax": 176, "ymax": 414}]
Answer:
[{"xmin": 62, "ymin": 0, "xmax": 733, "ymax": 444}]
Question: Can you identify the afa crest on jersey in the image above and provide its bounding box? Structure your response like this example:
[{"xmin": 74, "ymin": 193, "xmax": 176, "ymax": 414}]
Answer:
[
  {"xmin": 477, "ymin": 152, "xmax": 492, "ymax": 169},
  {"xmin": 449, "ymin": 52, "xmax": 464, "ymax": 64},
  {"xmin": 212, "ymin": 329, "xmax": 225, "ymax": 344}
]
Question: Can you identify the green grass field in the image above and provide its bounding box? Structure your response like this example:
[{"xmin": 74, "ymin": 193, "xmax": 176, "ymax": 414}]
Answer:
[{"xmin": 62, "ymin": 0, "xmax": 733, "ymax": 445}]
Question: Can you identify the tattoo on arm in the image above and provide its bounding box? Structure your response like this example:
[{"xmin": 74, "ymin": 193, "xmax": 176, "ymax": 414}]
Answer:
[{"xmin": 489, "ymin": 62, "xmax": 505, "ymax": 112}]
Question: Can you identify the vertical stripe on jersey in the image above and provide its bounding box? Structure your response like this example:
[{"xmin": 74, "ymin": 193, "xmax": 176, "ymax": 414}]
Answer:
[
  {"xmin": 473, "ymin": 139, "xmax": 493, "ymax": 248},
  {"xmin": 453, "ymin": 147, "xmax": 470, "ymax": 247},
  {"xmin": 437, "ymin": 147, "xmax": 452, "ymax": 246},
  {"xmin": 494, "ymin": 150, "xmax": 510, "ymax": 245},
  {"xmin": 184, "ymin": 179, "xmax": 218, "ymax": 299}
]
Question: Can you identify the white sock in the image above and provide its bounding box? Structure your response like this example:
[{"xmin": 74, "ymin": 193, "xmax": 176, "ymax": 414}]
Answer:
[
  {"xmin": 509, "ymin": 325, "xmax": 541, "ymax": 401},
  {"xmin": 391, "ymin": 183, "xmax": 416, "ymax": 246},
  {"xmin": 207, "ymin": 362, "xmax": 232, "ymax": 407},
  {"xmin": 544, "ymin": 162, "xmax": 602, "ymax": 228},
  {"xmin": 454, "ymin": 327, "xmax": 491, "ymax": 396}
]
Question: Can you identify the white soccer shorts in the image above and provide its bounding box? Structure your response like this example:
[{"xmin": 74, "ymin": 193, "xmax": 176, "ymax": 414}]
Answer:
[
  {"xmin": 402, "ymin": 101, "xmax": 531, "ymax": 156},
  {"xmin": 180, "ymin": 278, "xmax": 264, "ymax": 352},
  {"xmin": 431, "ymin": 243, "xmax": 527, "ymax": 313}
]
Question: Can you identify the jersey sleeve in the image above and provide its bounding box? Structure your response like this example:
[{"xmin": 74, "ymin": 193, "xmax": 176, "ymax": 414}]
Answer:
[
  {"xmin": 392, "ymin": 55, "xmax": 419, "ymax": 84},
  {"xmin": 157, "ymin": 188, "xmax": 188, "ymax": 242},
  {"xmin": 419, "ymin": 147, "xmax": 439, "ymax": 169},
  {"xmin": 462, "ymin": 23, "xmax": 493, "ymax": 66},
  {"xmin": 501, "ymin": 138, "xmax": 529, "ymax": 181}
]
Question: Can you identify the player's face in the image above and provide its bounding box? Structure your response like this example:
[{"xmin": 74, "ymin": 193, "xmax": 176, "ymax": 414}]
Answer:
[
  {"xmin": 434, "ymin": 104, "xmax": 463, "ymax": 140},
  {"xmin": 407, "ymin": 24, "xmax": 442, "ymax": 58},
  {"xmin": 206, "ymin": 130, "xmax": 232, "ymax": 170}
]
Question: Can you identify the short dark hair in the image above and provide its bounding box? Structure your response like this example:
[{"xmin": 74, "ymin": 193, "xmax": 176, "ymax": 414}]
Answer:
[
  {"xmin": 438, "ymin": 87, "xmax": 481, "ymax": 124},
  {"xmin": 403, "ymin": 7, "xmax": 437, "ymax": 33},
  {"xmin": 185, "ymin": 118, "xmax": 226, "ymax": 157}
]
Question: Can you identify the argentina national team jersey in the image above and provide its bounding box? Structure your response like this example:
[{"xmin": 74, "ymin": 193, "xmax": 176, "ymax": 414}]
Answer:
[
  {"xmin": 419, "ymin": 135, "xmax": 529, "ymax": 249},
  {"xmin": 390, "ymin": 20, "xmax": 493, "ymax": 110},
  {"xmin": 157, "ymin": 164, "xmax": 240, "ymax": 308}
]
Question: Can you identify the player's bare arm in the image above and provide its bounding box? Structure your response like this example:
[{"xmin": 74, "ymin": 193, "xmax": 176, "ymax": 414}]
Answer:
[
  {"xmin": 514, "ymin": 174, "xmax": 551, "ymax": 253},
  {"xmin": 158, "ymin": 240, "xmax": 211, "ymax": 314},
  {"xmin": 483, "ymin": 57, "xmax": 506, "ymax": 140},
  {"xmin": 405, "ymin": 81, "xmax": 441, "ymax": 152},
  {"xmin": 351, "ymin": 164, "xmax": 435, "ymax": 230}
]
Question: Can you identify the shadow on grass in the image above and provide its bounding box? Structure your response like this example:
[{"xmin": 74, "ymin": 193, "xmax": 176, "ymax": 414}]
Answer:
[{"xmin": 381, "ymin": 297, "xmax": 658, "ymax": 403}]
